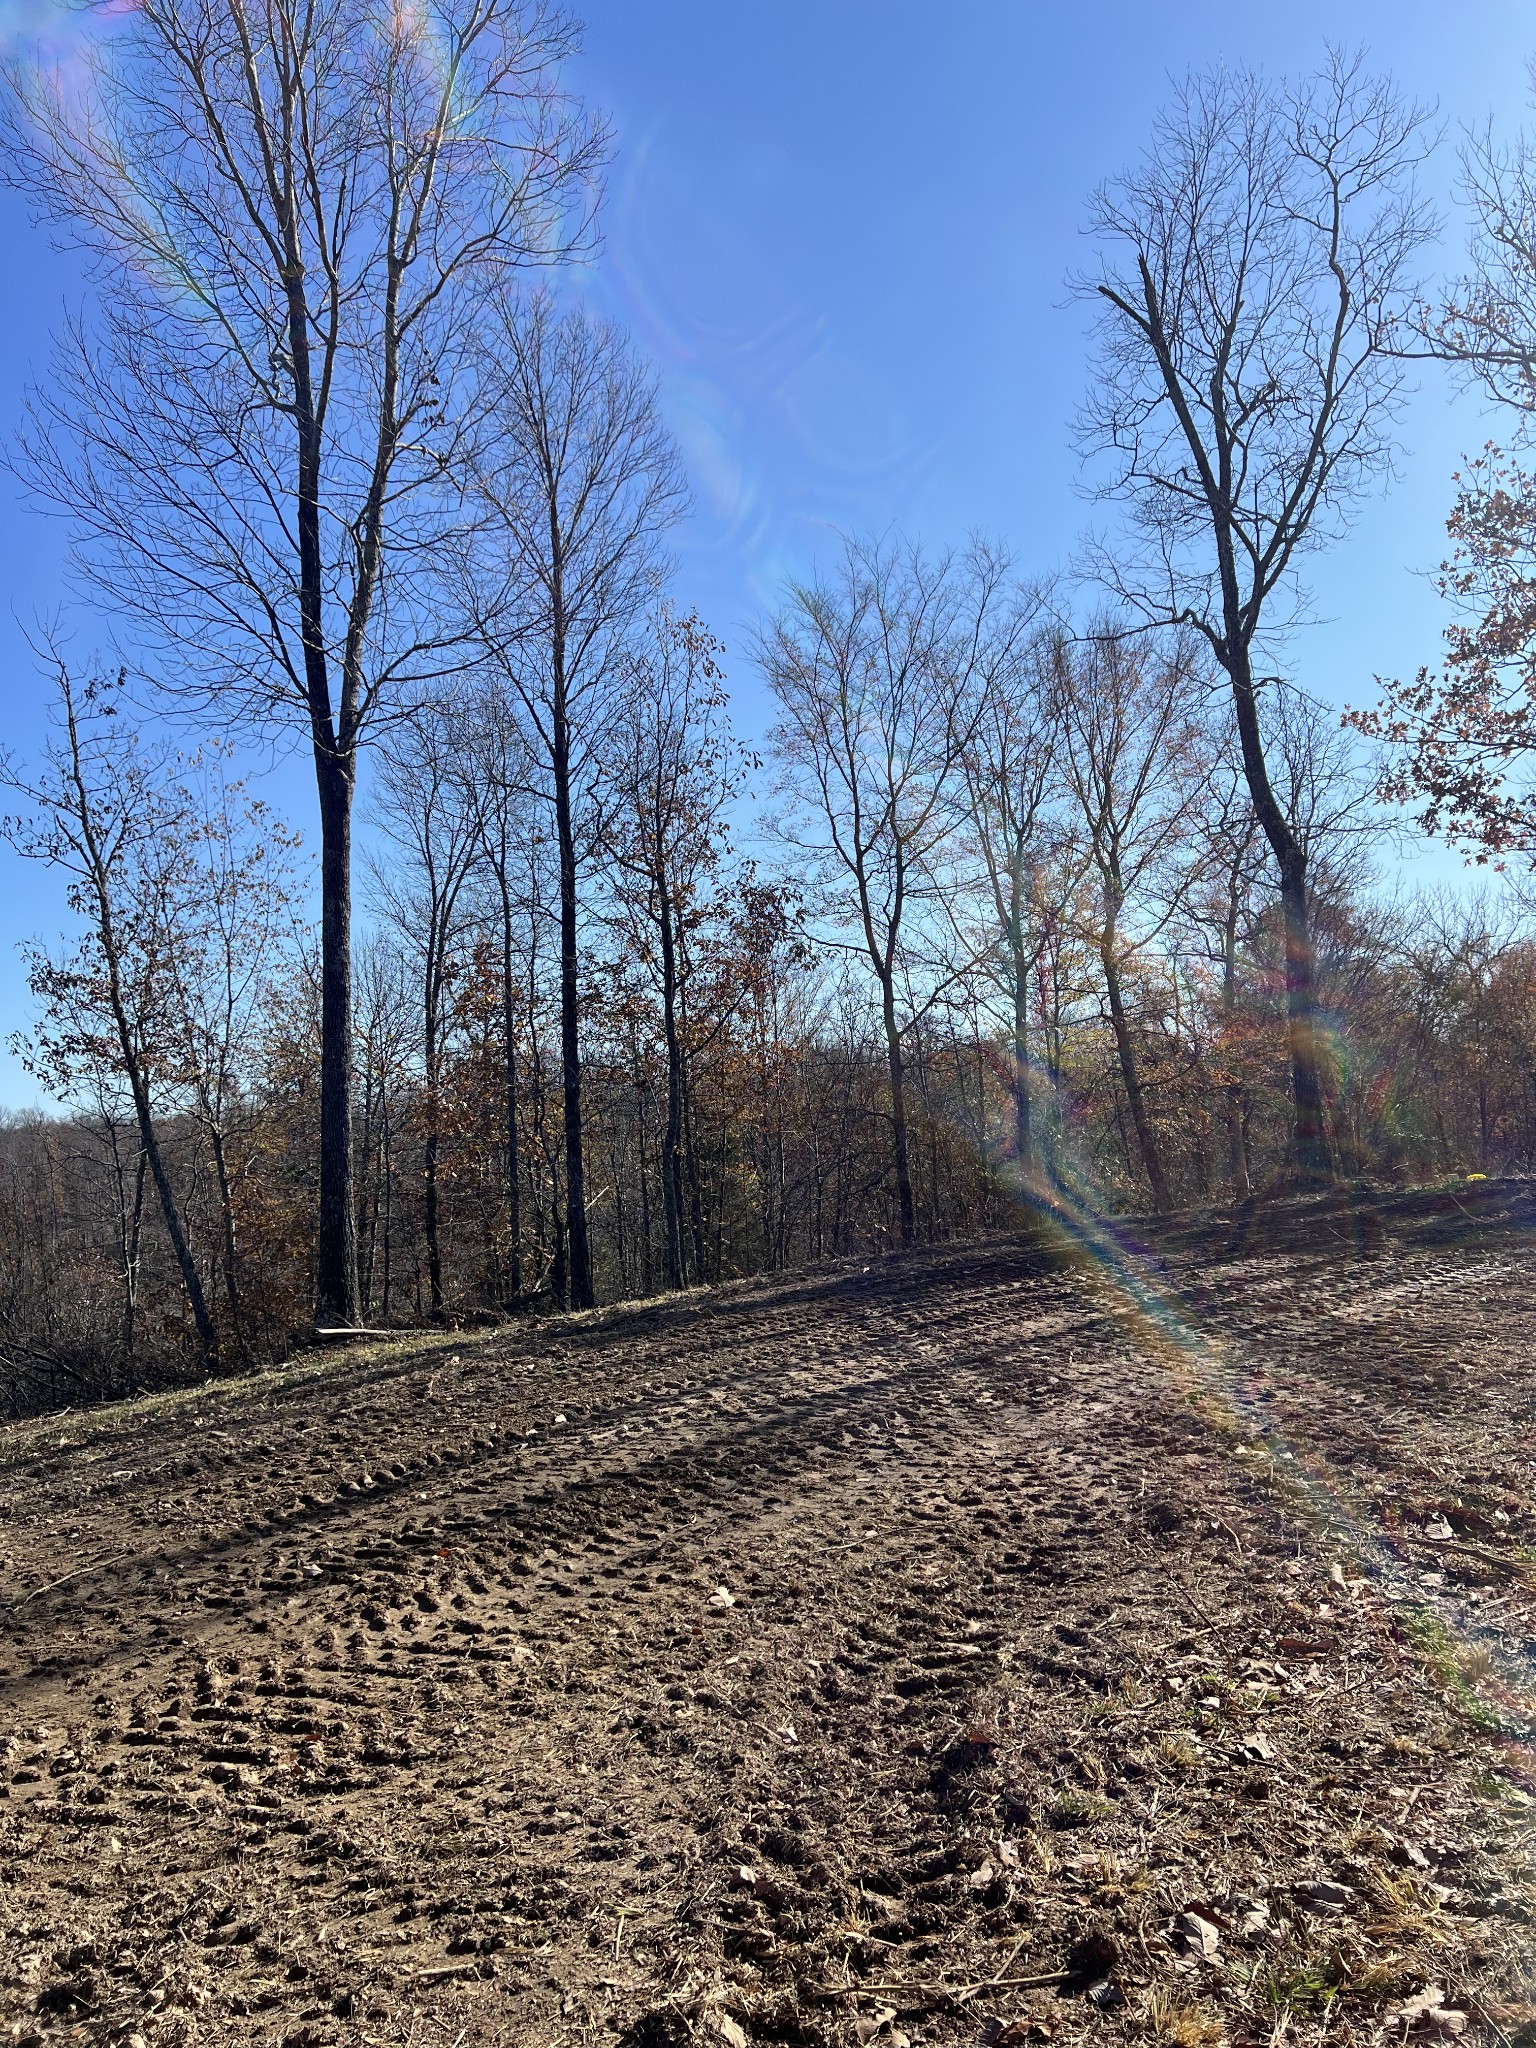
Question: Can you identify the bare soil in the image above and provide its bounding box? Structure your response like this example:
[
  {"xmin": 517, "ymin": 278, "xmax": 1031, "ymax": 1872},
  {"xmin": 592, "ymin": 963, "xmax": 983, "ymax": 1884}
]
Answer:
[{"xmin": 3, "ymin": 1182, "xmax": 1536, "ymax": 2048}]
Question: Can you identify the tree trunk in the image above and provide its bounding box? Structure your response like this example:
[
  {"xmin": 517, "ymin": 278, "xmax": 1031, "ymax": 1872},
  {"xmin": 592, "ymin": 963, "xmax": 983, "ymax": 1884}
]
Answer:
[
  {"xmin": 130, "ymin": 1060, "xmax": 218, "ymax": 1364},
  {"xmin": 658, "ymin": 879, "xmax": 687, "ymax": 1289},
  {"xmin": 1221, "ymin": 891, "xmax": 1252, "ymax": 1201},
  {"xmin": 1277, "ymin": 847, "xmax": 1330, "ymax": 1180},
  {"xmin": 360, "ymin": 1088, "xmax": 379, "ymax": 1311},
  {"xmin": 314, "ymin": 750, "xmax": 360, "ymax": 1325},
  {"xmin": 380, "ymin": 1106, "xmax": 394, "ymax": 1320},
  {"xmin": 551, "ymin": 1203, "xmax": 569, "ymax": 1309},
  {"xmin": 635, "ymin": 1073, "xmax": 654, "ymax": 1295},
  {"xmin": 208, "ymin": 1121, "xmax": 244, "ymax": 1353},
  {"xmin": 1099, "ymin": 905, "xmax": 1171, "ymax": 1212},
  {"xmin": 880, "ymin": 978, "xmax": 916, "ymax": 1247},
  {"xmin": 1225, "ymin": 652, "xmax": 1331, "ymax": 1183},
  {"xmin": 498, "ymin": 876, "xmax": 523, "ymax": 1301},
  {"xmin": 422, "ymin": 937, "xmax": 444, "ymax": 1316},
  {"xmin": 113, "ymin": 1134, "xmax": 146, "ymax": 1369},
  {"xmin": 423, "ymin": 1095, "xmax": 442, "ymax": 1313},
  {"xmin": 683, "ymin": 1062, "xmax": 708, "ymax": 1282},
  {"xmin": 551, "ymin": 685, "xmax": 594, "ymax": 1310},
  {"xmin": 1011, "ymin": 938, "xmax": 1034, "ymax": 1182}
]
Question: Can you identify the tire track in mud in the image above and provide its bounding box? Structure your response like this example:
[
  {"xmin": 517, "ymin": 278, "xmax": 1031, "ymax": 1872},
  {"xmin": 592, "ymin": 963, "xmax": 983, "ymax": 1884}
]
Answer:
[{"xmin": 2, "ymin": 1212, "xmax": 1533, "ymax": 2048}]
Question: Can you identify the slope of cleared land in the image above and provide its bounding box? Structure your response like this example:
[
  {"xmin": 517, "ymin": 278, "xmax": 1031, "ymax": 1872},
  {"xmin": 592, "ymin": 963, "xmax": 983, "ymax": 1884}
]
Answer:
[{"xmin": 3, "ymin": 1184, "xmax": 1536, "ymax": 2048}]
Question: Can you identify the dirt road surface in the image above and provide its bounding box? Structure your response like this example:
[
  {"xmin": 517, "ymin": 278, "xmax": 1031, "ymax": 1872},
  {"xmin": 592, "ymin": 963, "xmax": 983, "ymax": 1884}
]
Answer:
[{"xmin": 3, "ymin": 1184, "xmax": 1536, "ymax": 2048}]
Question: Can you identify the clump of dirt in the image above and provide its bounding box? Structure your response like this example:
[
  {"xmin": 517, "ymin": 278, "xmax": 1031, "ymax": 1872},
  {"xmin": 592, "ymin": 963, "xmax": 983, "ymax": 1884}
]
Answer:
[{"xmin": 1, "ymin": 1183, "xmax": 1534, "ymax": 2047}]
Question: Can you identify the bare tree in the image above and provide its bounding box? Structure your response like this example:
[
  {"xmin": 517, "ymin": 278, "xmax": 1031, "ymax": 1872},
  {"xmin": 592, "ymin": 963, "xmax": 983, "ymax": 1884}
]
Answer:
[
  {"xmin": 600, "ymin": 607, "xmax": 748, "ymax": 1288},
  {"xmin": 0, "ymin": 665, "xmax": 219, "ymax": 1365},
  {"xmin": 1052, "ymin": 627, "xmax": 1209, "ymax": 1212},
  {"xmin": 371, "ymin": 702, "xmax": 485, "ymax": 1316},
  {"xmin": 762, "ymin": 537, "xmax": 991, "ymax": 1247},
  {"xmin": 158, "ymin": 755, "xmax": 304, "ymax": 1355},
  {"xmin": 1429, "ymin": 75, "xmax": 1536, "ymax": 406},
  {"xmin": 1078, "ymin": 51, "xmax": 1435, "ymax": 1179},
  {"xmin": 1180, "ymin": 750, "xmax": 1266, "ymax": 1198},
  {"xmin": 462, "ymin": 679, "xmax": 542, "ymax": 1303},
  {"xmin": 467, "ymin": 290, "xmax": 686, "ymax": 1308},
  {"xmin": 957, "ymin": 611, "xmax": 1074, "ymax": 1185},
  {"xmin": 354, "ymin": 937, "xmax": 415, "ymax": 1320},
  {"xmin": 4, "ymin": 0, "xmax": 605, "ymax": 1326}
]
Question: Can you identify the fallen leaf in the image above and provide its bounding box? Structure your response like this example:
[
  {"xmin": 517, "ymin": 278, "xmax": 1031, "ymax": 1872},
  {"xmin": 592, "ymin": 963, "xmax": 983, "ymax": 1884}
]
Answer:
[
  {"xmin": 1423, "ymin": 1519, "xmax": 1454, "ymax": 1543},
  {"xmin": 1391, "ymin": 1989, "xmax": 1468, "ymax": 2037},
  {"xmin": 1170, "ymin": 1911, "xmax": 1222, "ymax": 1961},
  {"xmin": 1294, "ymin": 1880, "xmax": 1354, "ymax": 1914},
  {"xmin": 1396, "ymin": 1988, "xmax": 1448, "ymax": 2023}
]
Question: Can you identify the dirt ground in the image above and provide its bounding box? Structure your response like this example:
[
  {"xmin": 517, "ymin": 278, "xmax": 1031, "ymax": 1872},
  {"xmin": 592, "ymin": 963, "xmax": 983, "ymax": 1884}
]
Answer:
[{"xmin": 4, "ymin": 1182, "xmax": 1536, "ymax": 2048}]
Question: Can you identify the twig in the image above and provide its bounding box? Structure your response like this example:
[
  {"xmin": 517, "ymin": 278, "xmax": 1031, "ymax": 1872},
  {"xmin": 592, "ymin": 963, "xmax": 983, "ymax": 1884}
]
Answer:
[
  {"xmin": 986, "ymin": 1934, "xmax": 1032, "ymax": 1985},
  {"xmin": 1, "ymin": 1552, "xmax": 126, "ymax": 1610},
  {"xmin": 811, "ymin": 1969, "xmax": 1070, "ymax": 1999},
  {"xmin": 1213, "ymin": 1516, "xmax": 1246, "ymax": 1559}
]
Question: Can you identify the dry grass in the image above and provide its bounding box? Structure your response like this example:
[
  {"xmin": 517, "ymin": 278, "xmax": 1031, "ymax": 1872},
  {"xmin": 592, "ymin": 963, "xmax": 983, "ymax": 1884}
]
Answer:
[{"xmin": 1139, "ymin": 1985, "xmax": 1227, "ymax": 2048}]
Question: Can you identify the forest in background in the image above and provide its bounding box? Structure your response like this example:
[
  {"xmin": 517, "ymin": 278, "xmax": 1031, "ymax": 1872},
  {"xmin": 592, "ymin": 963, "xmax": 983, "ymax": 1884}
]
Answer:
[{"xmin": 2, "ymin": 13, "xmax": 1536, "ymax": 1413}]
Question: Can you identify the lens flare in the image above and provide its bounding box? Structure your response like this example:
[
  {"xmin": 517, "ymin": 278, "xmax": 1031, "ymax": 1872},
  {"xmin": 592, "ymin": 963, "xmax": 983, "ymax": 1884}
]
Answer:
[{"xmin": 1006, "ymin": 1143, "xmax": 1536, "ymax": 1801}]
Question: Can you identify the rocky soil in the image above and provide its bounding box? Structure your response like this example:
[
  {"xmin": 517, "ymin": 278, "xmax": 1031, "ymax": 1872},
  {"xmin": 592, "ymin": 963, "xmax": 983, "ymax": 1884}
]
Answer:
[{"xmin": 3, "ymin": 1181, "xmax": 1536, "ymax": 2048}]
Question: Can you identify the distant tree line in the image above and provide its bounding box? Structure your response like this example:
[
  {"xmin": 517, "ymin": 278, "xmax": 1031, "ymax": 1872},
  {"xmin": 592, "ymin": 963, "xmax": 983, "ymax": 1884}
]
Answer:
[{"xmin": 5, "ymin": 591, "xmax": 1536, "ymax": 1414}]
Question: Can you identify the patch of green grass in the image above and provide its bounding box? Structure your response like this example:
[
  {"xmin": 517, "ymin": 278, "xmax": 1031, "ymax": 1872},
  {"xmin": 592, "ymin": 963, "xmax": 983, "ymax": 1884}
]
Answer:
[
  {"xmin": 1047, "ymin": 1790, "xmax": 1115, "ymax": 1827},
  {"xmin": 1257, "ymin": 1957, "xmax": 1344, "ymax": 2014},
  {"xmin": 1157, "ymin": 1733, "xmax": 1203, "ymax": 1771},
  {"xmin": 1398, "ymin": 1605, "xmax": 1509, "ymax": 1733}
]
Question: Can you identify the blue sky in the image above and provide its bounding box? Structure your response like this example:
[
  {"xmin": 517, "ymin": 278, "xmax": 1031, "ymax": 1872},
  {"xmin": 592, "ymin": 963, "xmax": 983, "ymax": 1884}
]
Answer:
[{"xmin": 0, "ymin": 0, "xmax": 1531, "ymax": 1105}]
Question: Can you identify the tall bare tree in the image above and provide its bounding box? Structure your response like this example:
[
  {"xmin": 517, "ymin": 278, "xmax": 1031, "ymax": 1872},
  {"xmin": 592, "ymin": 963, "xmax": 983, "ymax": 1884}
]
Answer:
[
  {"xmin": 372, "ymin": 702, "xmax": 485, "ymax": 1316},
  {"xmin": 762, "ymin": 538, "xmax": 991, "ymax": 1247},
  {"xmin": 4, "ymin": 0, "xmax": 605, "ymax": 1325},
  {"xmin": 468, "ymin": 290, "xmax": 686, "ymax": 1308},
  {"xmin": 1053, "ymin": 627, "xmax": 1209, "ymax": 1212},
  {"xmin": 600, "ymin": 607, "xmax": 748, "ymax": 1289},
  {"xmin": 1078, "ymin": 52, "xmax": 1435, "ymax": 1179},
  {"xmin": 462, "ymin": 679, "xmax": 541, "ymax": 1303},
  {"xmin": 957, "ymin": 610, "xmax": 1071, "ymax": 1185}
]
